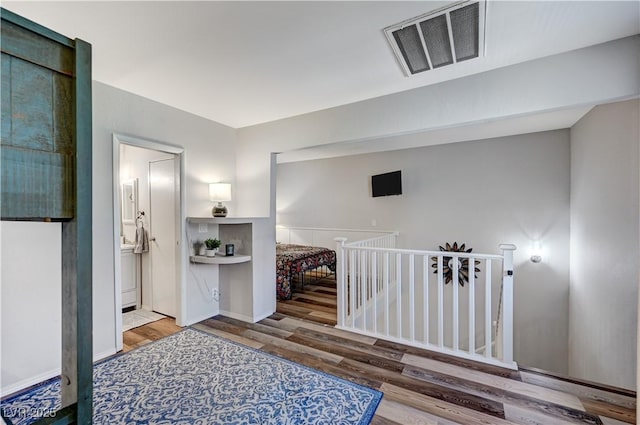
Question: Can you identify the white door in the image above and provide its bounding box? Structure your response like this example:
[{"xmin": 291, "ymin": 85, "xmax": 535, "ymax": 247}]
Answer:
[{"xmin": 149, "ymin": 158, "xmax": 178, "ymax": 317}]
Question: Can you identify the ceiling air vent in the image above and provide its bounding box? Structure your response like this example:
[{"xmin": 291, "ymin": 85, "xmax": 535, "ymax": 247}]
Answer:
[{"xmin": 384, "ymin": 1, "xmax": 485, "ymax": 76}]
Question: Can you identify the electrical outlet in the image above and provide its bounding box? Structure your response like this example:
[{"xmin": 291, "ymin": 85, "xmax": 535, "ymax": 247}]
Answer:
[
  {"xmin": 212, "ymin": 288, "xmax": 219, "ymax": 301},
  {"xmin": 199, "ymin": 223, "xmax": 208, "ymax": 233}
]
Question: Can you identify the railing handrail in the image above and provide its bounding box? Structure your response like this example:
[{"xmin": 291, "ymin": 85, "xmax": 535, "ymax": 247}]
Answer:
[
  {"xmin": 343, "ymin": 244, "xmax": 504, "ymax": 260},
  {"xmin": 277, "ymin": 225, "xmax": 398, "ymax": 234},
  {"xmin": 344, "ymin": 232, "xmax": 399, "ymax": 247}
]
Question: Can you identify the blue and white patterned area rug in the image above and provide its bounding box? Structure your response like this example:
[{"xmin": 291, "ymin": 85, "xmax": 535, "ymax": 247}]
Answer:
[{"xmin": 1, "ymin": 328, "xmax": 382, "ymax": 425}]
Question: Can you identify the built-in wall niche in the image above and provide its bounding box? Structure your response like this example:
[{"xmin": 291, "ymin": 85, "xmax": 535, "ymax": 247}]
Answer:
[
  {"xmin": 187, "ymin": 219, "xmax": 252, "ymax": 263},
  {"xmin": 186, "ymin": 217, "xmax": 276, "ymax": 322}
]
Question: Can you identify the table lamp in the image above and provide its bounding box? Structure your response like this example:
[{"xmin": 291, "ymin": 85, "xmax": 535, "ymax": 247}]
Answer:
[{"xmin": 209, "ymin": 183, "xmax": 231, "ymax": 217}]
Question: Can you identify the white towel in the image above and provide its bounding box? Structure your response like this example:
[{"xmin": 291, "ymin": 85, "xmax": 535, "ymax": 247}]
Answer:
[{"xmin": 134, "ymin": 225, "xmax": 149, "ymax": 254}]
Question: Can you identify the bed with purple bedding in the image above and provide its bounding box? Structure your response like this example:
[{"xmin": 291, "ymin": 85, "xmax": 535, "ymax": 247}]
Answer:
[{"xmin": 276, "ymin": 243, "xmax": 336, "ymax": 300}]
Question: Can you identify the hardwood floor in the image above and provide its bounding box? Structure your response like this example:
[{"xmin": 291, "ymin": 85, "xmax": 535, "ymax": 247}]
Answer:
[
  {"xmin": 277, "ymin": 276, "xmax": 338, "ymax": 325},
  {"xmin": 123, "ymin": 277, "xmax": 636, "ymax": 424},
  {"xmin": 122, "ymin": 317, "xmax": 181, "ymax": 352}
]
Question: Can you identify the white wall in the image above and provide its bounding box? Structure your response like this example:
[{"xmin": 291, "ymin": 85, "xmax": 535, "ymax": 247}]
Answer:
[
  {"xmin": 569, "ymin": 99, "xmax": 639, "ymax": 390},
  {"xmin": 237, "ymin": 36, "xmax": 640, "ymax": 217},
  {"xmin": 1, "ymin": 222, "xmax": 61, "ymax": 394},
  {"xmin": 277, "ymin": 130, "xmax": 571, "ymax": 373},
  {"xmin": 0, "ymin": 82, "xmax": 238, "ymax": 394}
]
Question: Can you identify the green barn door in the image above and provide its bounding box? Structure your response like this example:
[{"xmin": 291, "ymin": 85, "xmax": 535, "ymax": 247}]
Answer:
[{"xmin": 1, "ymin": 8, "xmax": 93, "ymax": 424}]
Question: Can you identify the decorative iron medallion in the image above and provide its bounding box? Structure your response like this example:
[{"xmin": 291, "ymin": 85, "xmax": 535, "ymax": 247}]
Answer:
[{"xmin": 431, "ymin": 242, "xmax": 480, "ymax": 287}]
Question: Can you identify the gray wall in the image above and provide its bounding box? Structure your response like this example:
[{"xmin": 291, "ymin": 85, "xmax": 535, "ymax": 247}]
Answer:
[
  {"xmin": 93, "ymin": 81, "xmax": 237, "ymax": 347},
  {"xmin": 277, "ymin": 130, "xmax": 571, "ymax": 373},
  {"xmin": 1, "ymin": 222, "xmax": 62, "ymax": 394},
  {"xmin": 570, "ymin": 99, "xmax": 639, "ymax": 390},
  {"xmin": 2, "ymin": 82, "xmax": 237, "ymax": 394},
  {"xmin": 239, "ymin": 36, "xmax": 640, "ymax": 218}
]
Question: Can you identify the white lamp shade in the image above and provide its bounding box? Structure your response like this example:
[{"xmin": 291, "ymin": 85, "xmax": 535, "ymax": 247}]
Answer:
[{"xmin": 209, "ymin": 183, "xmax": 231, "ymax": 202}]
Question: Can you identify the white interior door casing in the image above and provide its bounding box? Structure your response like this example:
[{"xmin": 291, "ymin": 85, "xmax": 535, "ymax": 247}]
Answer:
[{"xmin": 149, "ymin": 157, "xmax": 178, "ymax": 317}]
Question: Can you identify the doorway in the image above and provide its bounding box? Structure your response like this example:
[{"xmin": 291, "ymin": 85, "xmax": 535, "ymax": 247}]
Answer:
[{"xmin": 112, "ymin": 134, "xmax": 185, "ymax": 351}]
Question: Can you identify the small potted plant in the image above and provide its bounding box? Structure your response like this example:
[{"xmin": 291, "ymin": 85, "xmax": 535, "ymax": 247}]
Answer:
[{"xmin": 204, "ymin": 238, "xmax": 221, "ymax": 257}]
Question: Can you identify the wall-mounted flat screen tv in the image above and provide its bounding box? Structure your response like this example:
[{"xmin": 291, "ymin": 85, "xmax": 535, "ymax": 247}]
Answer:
[{"xmin": 372, "ymin": 170, "xmax": 402, "ymax": 197}]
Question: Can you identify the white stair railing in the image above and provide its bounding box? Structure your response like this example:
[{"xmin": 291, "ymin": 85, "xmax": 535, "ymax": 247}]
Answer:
[
  {"xmin": 335, "ymin": 237, "xmax": 517, "ymax": 369},
  {"xmin": 334, "ymin": 232, "xmax": 398, "ymax": 333},
  {"xmin": 495, "ymin": 243, "xmax": 516, "ymax": 365}
]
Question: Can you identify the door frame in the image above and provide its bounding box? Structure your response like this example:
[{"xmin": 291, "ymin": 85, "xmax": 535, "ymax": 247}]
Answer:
[{"xmin": 112, "ymin": 133, "xmax": 186, "ymax": 351}]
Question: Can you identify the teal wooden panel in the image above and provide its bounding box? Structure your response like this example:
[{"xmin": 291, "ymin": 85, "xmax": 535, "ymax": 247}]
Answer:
[
  {"xmin": 1, "ymin": 146, "xmax": 73, "ymax": 219},
  {"xmin": 10, "ymin": 57, "xmax": 54, "ymax": 151},
  {"xmin": 1, "ymin": 53, "xmax": 11, "ymax": 143},
  {"xmin": 54, "ymin": 73, "xmax": 74, "ymax": 153},
  {"xmin": 0, "ymin": 8, "xmax": 74, "ymax": 49},
  {"xmin": 1, "ymin": 9, "xmax": 78, "ymax": 220},
  {"xmin": 72, "ymin": 38, "xmax": 93, "ymax": 424},
  {"xmin": 0, "ymin": 19, "xmax": 74, "ymax": 75}
]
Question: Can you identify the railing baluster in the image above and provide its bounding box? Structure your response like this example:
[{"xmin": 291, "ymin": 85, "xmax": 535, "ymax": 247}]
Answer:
[
  {"xmin": 396, "ymin": 252, "xmax": 402, "ymax": 338},
  {"xmin": 384, "ymin": 252, "xmax": 390, "ymax": 337},
  {"xmin": 353, "ymin": 249, "xmax": 358, "ymax": 311},
  {"xmin": 349, "ymin": 249, "xmax": 356, "ymax": 329},
  {"xmin": 437, "ymin": 255, "xmax": 444, "ymax": 348},
  {"xmin": 453, "ymin": 255, "xmax": 459, "ymax": 351},
  {"xmin": 468, "ymin": 256, "xmax": 476, "ymax": 355},
  {"xmin": 409, "ymin": 254, "xmax": 415, "ymax": 342},
  {"xmin": 499, "ymin": 244, "xmax": 516, "ymax": 364},
  {"xmin": 372, "ymin": 251, "xmax": 378, "ymax": 334},
  {"xmin": 423, "ymin": 255, "xmax": 429, "ymax": 344},
  {"xmin": 335, "ymin": 238, "xmax": 347, "ymax": 327},
  {"xmin": 485, "ymin": 259, "xmax": 492, "ymax": 358},
  {"xmin": 361, "ymin": 250, "xmax": 367, "ymax": 332},
  {"xmin": 378, "ymin": 245, "xmax": 383, "ymax": 293}
]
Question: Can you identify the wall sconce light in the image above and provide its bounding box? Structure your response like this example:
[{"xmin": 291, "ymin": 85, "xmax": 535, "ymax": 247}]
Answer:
[
  {"xmin": 530, "ymin": 241, "xmax": 542, "ymax": 263},
  {"xmin": 209, "ymin": 183, "xmax": 231, "ymax": 217}
]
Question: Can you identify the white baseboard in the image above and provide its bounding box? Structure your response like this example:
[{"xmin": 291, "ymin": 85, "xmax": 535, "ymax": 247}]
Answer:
[
  {"xmin": 1, "ymin": 368, "xmax": 60, "ymax": 398},
  {"xmin": 184, "ymin": 310, "xmax": 217, "ymax": 327},
  {"xmin": 251, "ymin": 310, "xmax": 275, "ymax": 323},
  {"xmin": 1, "ymin": 348, "xmax": 119, "ymax": 398},
  {"xmin": 94, "ymin": 348, "xmax": 118, "ymax": 362},
  {"xmin": 219, "ymin": 310, "xmax": 254, "ymax": 323},
  {"xmin": 219, "ymin": 309, "xmax": 274, "ymax": 324}
]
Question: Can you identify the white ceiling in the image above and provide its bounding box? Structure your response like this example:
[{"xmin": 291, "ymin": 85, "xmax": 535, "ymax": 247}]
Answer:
[{"xmin": 3, "ymin": 1, "xmax": 640, "ymax": 130}]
